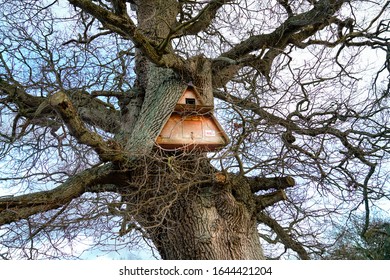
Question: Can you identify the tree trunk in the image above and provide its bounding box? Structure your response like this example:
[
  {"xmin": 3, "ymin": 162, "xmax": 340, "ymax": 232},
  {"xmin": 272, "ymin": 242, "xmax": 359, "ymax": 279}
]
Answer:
[
  {"xmin": 147, "ymin": 180, "xmax": 264, "ymax": 260},
  {"xmin": 118, "ymin": 0, "xmax": 265, "ymax": 260},
  {"xmin": 120, "ymin": 155, "xmax": 264, "ymax": 260}
]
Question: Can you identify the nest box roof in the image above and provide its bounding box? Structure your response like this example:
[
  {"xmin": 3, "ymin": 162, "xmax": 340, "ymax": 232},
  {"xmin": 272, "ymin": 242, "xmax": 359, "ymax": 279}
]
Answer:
[{"xmin": 174, "ymin": 86, "xmax": 213, "ymax": 113}]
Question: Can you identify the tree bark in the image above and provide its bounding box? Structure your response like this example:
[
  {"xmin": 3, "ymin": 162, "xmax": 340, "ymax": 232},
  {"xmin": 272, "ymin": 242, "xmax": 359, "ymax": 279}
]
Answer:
[
  {"xmin": 120, "ymin": 156, "xmax": 265, "ymax": 260},
  {"xmin": 2, "ymin": 0, "xmax": 386, "ymax": 260},
  {"xmin": 148, "ymin": 185, "xmax": 264, "ymax": 260},
  {"xmin": 114, "ymin": 0, "xmax": 266, "ymax": 260}
]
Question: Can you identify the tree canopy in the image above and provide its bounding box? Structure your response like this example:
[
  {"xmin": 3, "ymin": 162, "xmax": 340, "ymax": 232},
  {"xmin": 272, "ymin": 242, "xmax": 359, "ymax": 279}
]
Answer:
[
  {"xmin": 325, "ymin": 215, "xmax": 390, "ymax": 260},
  {"xmin": 0, "ymin": 0, "xmax": 389, "ymax": 259}
]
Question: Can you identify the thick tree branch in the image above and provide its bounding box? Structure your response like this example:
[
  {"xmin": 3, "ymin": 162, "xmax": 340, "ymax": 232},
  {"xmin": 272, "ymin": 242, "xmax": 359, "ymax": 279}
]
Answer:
[
  {"xmin": 248, "ymin": 176, "xmax": 296, "ymax": 193},
  {"xmin": 215, "ymin": 89, "xmax": 378, "ymax": 170},
  {"xmin": 211, "ymin": 0, "xmax": 346, "ymax": 87},
  {"xmin": 68, "ymin": 0, "xmax": 137, "ymax": 39},
  {"xmin": 257, "ymin": 212, "xmax": 310, "ymax": 260},
  {"xmin": 0, "ymin": 80, "xmax": 121, "ymax": 134},
  {"xmin": 49, "ymin": 91, "xmax": 126, "ymax": 163},
  {"xmin": 256, "ymin": 190, "xmax": 287, "ymax": 210},
  {"xmin": 0, "ymin": 163, "xmax": 116, "ymax": 226},
  {"xmin": 66, "ymin": 89, "xmax": 121, "ymax": 134},
  {"xmin": 218, "ymin": 0, "xmax": 344, "ymax": 61},
  {"xmin": 111, "ymin": 0, "xmax": 128, "ymax": 17},
  {"xmin": 156, "ymin": 0, "xmax": 233, "ymax": 64},
  {"xmin": 171, "ymin": 0, "xmax": 233, "ymax": 37},
  {"xmin": 214, "ymin": 89, "xmax": 347, "ymax": 138},
  {"xmin": 0, "ymin": 80, "xmax": 50, "ymax": 115},
  {"xmin": 124, "ymin": 67, "xmax": 187, "ymax": 154},
  {"xmin": 68, "ymin": 0, "xmax": 187, "ymax": 72}
]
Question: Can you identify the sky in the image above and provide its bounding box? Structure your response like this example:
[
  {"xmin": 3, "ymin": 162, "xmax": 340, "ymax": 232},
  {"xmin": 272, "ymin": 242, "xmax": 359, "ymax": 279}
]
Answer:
[{"xmin": 1, "ymin": 0, "xmax": 389, "ymax": 260}]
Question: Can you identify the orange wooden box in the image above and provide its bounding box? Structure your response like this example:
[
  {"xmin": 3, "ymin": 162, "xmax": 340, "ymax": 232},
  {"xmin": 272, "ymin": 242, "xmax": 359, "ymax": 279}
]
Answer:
[{"xmin": 156, "ymin": 86, "xmax": 229, "ymax": 151}]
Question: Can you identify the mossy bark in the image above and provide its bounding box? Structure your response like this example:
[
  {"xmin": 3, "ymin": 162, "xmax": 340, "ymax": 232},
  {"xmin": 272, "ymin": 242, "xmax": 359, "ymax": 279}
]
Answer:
[
  {"xmin": 118, "ymin": 0, "xmax": 265, "ymax": 259},
  {"xmin": 147, "ymin": 180, "xmax": 264, "ymax": 260}
]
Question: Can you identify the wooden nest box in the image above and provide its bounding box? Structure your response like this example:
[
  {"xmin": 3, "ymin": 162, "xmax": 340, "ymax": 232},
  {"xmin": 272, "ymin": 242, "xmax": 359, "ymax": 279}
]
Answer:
[{"xmin": 156, "ymin": 86, "xmax": 230, "ymax": 151}]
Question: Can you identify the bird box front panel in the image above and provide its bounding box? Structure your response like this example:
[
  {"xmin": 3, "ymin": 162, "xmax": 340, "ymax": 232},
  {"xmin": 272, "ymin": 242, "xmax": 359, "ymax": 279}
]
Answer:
[
  {"xmin": 182, "ymin": 118, "xmax": 203, "ymax": 139},
  {"xmin": 156, "ymin": 113, "xmax": 229, "ymax": 151},
  {"xmin": 177, "ymin": 88, "xmax": 202, "ymax": 106},
  {"xmin": 174, "ymin": 86, "xmax": 213, "ymax": 113}
]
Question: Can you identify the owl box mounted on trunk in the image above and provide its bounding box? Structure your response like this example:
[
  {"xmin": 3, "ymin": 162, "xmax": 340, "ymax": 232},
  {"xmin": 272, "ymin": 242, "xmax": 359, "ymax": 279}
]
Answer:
[{"xmin": 156, "ymin": 85, "xmax": 229, "ymax": 151}]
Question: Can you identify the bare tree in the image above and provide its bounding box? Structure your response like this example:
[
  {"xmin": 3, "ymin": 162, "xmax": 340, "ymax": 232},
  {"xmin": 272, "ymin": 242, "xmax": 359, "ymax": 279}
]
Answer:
[
  {"xmin": 324, "ymin": 214, "xmax": 390, "ymax": 260},
  {"xmin": 0, "ymin": 0, "xmax": 389, "ymax": 259}
]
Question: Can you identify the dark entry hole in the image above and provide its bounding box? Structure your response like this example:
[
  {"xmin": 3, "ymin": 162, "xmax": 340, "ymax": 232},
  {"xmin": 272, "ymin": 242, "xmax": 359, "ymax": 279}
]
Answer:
[{"xmin": 185, "ymin": 98, "xmax": 196, "ymax": 105}]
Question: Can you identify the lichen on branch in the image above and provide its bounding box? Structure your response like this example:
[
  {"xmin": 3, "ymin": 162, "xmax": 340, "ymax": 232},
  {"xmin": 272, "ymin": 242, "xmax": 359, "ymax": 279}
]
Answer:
[{"xmin": 49, "ymin": 91, "xmax": 126, "ymax": 163}]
